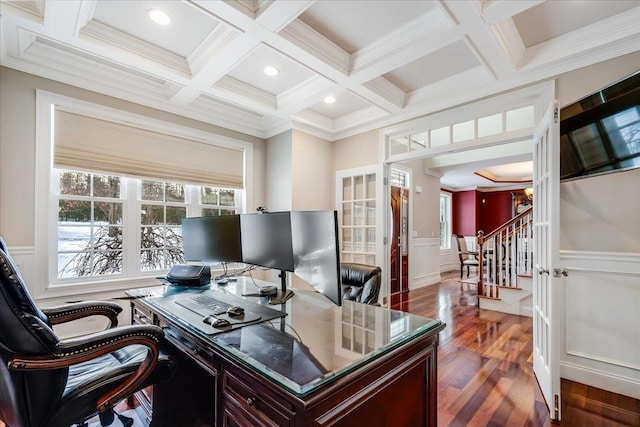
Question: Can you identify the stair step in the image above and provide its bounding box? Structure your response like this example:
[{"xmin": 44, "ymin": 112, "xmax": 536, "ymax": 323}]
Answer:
[
  {"xmin": 517, "ymin": 274, "xmax": 533, "ymax": 278},
  {"xmin": 478, "ymin": 295, "xmax": 501, "ymax": 301},
  {"xmin": 497, "ymin": 285, "xmax": 523, "ymax": 290}
]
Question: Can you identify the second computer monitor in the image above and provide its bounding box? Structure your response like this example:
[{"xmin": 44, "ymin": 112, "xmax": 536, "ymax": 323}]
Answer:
[
  {"xmin": 182, "ymin": 215, "xmax": 242, "ymax": 263},
  {"xmin": 240, "ymin": 212, "xmax": 295, "ymax": 273},
  {"xmin": 291, "ymin": 210, "xmax": 342, "ymax": 306}
]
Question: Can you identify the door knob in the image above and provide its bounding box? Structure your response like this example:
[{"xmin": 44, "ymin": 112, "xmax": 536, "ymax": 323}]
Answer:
[{"xmin": 537, "ymin": 267, "xmax": 549, "ymax": 275}]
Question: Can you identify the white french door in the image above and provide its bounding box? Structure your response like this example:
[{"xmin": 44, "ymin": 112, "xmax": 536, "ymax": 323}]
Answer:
[
  {"xmin": 532, "ymin": 100, "xmax": 561, "ymax": 421},
  {"xmin": 335, "ymin": 165, "xmax": 385, "ymax": 296}
]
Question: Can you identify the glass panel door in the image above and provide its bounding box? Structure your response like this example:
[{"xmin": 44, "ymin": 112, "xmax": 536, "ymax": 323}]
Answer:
[{"xmin": 338, "ymin": 170, "xmax": 377, "ymax": 266}]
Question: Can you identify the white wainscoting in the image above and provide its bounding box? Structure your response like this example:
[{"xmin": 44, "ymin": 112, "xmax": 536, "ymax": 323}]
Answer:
[
  {"xmin": 410, "ymin": 237, "xmax": 441, "ymax": 289},
  {"xmin": 560, "ymin": 250, "xmax": 640, "ymax": 399}
]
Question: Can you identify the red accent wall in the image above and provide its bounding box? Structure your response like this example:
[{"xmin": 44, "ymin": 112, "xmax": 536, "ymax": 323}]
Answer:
[
  {"xmin": 479, "ymin": 190, "xmax": 513, "ymax": 233},
  {"xmin": 452, "ymin": 190, "xmax": 479, "ymax": 236},
  {"xmin": 452, "ymin": 189, "xmax": 515, "ymax": 236}
]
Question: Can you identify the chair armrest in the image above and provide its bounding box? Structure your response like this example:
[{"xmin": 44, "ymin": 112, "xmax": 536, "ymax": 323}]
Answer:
[
  {"xmin": 8, "ymin": 324, "xmax": 163, "ymax": 412},
  {"xmin": 42, "ymin": 301, "xmax": 122, "ymax": 328}
]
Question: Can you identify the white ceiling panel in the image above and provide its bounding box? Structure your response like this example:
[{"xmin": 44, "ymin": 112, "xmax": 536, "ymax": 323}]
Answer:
[
  {"xmin": 513, "ymin": 0, "xmax": 640, "ymax": 47},
  {"xmin": 226, "ymin": 44, "xmax": 314, "ymax": 96},
  {"xmin": 382, "ymin": 40, "xmax": 481, "ymax": 93},
  {"xmin": 299, "ymin": 0, "xmax": 437, "ymax": 53},
  {"xmin": 307, "ymin": 90, "xmax": 372, "ymax": 120},
  {"xmin": 91, "ymin": 0, "xmax": 219, "ymax": 57}
]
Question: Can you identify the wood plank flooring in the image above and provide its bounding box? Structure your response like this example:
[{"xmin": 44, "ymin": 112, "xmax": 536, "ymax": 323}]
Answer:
[{"xmin": 390, "ymin": 271, "xmax": 640, "ymax": 427}]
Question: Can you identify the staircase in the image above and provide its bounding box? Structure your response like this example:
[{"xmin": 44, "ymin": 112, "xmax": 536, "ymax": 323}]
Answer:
[{"xmin": 475, "ymin": 207, "xmax": 533, "ymax": 316}]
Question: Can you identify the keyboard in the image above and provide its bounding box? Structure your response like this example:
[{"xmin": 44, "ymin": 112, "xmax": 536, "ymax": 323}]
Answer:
[{"xmin": 176, "ymin": 294, "xmax": 233, "ymax": 316}]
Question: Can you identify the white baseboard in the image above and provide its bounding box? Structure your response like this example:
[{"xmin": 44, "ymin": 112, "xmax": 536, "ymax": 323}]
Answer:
[
  {"xmin": 561, "ymin": 361, "xmax": 640, "ymax": 400},
  {"xmin": 410, "ymin": 272, "xmax": 440, "ymax": 290}
]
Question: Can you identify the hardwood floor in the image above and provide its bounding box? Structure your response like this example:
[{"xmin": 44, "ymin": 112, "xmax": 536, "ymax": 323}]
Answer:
[{"xmin": 390, "ymin": 271, "xmax": 640, "ymax": 427}]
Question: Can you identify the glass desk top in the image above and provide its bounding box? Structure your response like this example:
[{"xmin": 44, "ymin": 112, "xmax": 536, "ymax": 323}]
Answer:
[{"xmin": 127, "ymin": 277, "xmax": 444, "ymax": 397}]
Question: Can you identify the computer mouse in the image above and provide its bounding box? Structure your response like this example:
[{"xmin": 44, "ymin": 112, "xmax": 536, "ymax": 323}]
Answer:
[
  {"xmin": 226, "ymin": 306, "xmax": 244, "ymax": 317},
  {"xmin": 212, "ymin": 318, "xmax": 231, "ymax": 328}
]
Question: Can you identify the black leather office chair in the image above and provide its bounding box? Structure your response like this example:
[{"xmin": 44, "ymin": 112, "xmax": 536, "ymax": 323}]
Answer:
[
  {"xmin": 341, "ymin": 263, "xmax": 382, "ymax": 305},
  {"xmin": 0, "ymin": 238, "xmax": 176, "ymax": 427}
]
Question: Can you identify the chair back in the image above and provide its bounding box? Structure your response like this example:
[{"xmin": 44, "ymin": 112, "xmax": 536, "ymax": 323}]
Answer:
[
  {"xmin": 341, "ymin": 263, "xmax": 382, "ymax": 305},
  {"xmin": 0, "ymin": 247, "xmax": 67, "ymax": 427},
  {"xmin": 455, "ymin": 235, "xmax": 471, "ymax": 261}
]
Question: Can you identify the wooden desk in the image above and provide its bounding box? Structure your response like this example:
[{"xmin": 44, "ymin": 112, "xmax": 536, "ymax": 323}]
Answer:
[{"xmin": 127, "ymin": 280, "xmax": 445, "ymax": 426}]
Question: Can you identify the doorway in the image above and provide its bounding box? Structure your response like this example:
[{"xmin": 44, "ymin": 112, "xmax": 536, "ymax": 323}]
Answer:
[{"xmin": 390, "ymin": 185, "xmax": 409, "ymax": 294}]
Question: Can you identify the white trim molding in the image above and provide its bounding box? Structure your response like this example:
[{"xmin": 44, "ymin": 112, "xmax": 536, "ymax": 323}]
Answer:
[
  {"xmin": 410, "ymin": 237, "xmax": 441, "ymax": 289},
  {"xmin": 559, "ymin": 250, "xmax": 640, "ymax": 400}
]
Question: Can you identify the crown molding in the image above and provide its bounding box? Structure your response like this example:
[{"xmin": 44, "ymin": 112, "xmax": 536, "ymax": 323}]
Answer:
[
  {"xmin": 334, "ymin": 105, "xmax": 389, "ymax": 135},
  {"xmin": 520, "ymin": 9, "xmax": 640, "ymax": 71},
  {"xmin": 363, "ymin": 76, "xmax": 406, "ymax": 109},
  {"xmin": 351, "ymin": 7, "xmax": 451, "ymax": 73},
  {"xmin": 186, "ymin": 94, "xmax": 267, "ymax": 138},
  {"xmin": 291, "ymin": 109, "xmax": 334, "ymax": 132},
  {"xmin": 79, "ymin": 20, "xmax": 191, "ymax": 77},
  {"xmin": 279, "ymin": 18, "xmax": 350, "ymax": 76},
  {"xmin": 0, "ymin": 0, "xmax": 44, "ymax": 24},
  {"xmin": 213, "ymin": 75, "xmax": 276, "ymax": 110}
]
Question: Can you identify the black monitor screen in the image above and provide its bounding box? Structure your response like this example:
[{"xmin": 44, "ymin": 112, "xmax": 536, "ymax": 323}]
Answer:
[
  {"xmin": 240, "ymin": 212, "xmax": 295, "ymax": 272},
  {"xmin": 291, "ymin": 210, "xmax": 342, "ymax": 306},
  {"xmin": 182, "ymin": 215, "xmax": 242, "ymax": 263}
]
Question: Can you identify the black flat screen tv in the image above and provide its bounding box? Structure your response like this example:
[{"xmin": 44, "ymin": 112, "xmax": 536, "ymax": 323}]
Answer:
[
  {"xmin": 291, "ymin": 210, "xmax": 342, "ymax": 306},
  {"xmin": 560, "ymin": 71, "xmax": 640, "ymax": 181},
  {"xmin": 182, "ymin": 215, "xmax": 242, "ymax": 263}
]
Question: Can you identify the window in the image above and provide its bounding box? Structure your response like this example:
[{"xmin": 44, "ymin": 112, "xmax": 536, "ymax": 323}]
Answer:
[
  {"xmin": 55, "ymin": 169, "xmax": 240, "ymax": 280},
  {"xmin": 139, "ymin": 180, "xmax": 188, "ymax": 272},
  {"xmin": 57, "ymin": 171, "xmax": 124, "ymax": 278},
  {"xmin": 440, "ymin": 192, "xmax": 452, "ymax": 249},
  {"xmin": 36, "ymin": 92, "xmax": 252, "ymax": 297}
]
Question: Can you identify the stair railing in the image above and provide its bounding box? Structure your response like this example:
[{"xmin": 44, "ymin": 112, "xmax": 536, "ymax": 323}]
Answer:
[{"xmin": 477, "ymin": 207, "xmax": 533, "ymax": 300}]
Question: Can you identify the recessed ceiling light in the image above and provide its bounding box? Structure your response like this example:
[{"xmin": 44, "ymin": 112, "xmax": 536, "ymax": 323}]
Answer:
[
  {"xmin": 148, "ymin": 9, "xmax": 172, "ymax": 26},
  {"xmin": 324, "ymin": 95, "xmax": 336, "ymax": 104},
  {"xmin": 263, "ymin": 66, "xmax": 279, "ymax": 76}
]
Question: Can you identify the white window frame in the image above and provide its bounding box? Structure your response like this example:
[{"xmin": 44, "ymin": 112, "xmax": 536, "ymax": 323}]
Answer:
[
  {"xmin": 440, "ymin": 192, "xmax": 452, "ymax": 249},
  {"xmin": 34, "ymin": 90, "xmax": 253, "ymax": 299}
]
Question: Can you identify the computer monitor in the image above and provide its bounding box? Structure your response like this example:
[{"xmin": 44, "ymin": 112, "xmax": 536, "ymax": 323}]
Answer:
[
  {"xmin": 240, "ymin": 212, "xmax": 295, "ymax": 296},
  {"xmin": 291, "ymin": 210, "xmax": 342, "ymax": 306},
  {"xmin": 182, "ymin": 215, "xmax": 242, "ymax": 263}
]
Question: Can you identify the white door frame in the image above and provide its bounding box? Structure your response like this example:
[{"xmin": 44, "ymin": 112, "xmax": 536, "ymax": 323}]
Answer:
[{"xmin": 378, "ymin": 82, "xmax": 561, "ymax": 419}]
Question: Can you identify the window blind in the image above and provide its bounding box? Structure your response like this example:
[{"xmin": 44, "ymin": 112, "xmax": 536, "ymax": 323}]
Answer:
[{"xmin": 54, "ymin": 109, "xmax": 244, "ymax": 188}]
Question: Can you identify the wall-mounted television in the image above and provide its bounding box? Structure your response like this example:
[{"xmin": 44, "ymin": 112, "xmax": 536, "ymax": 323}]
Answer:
[
  {"xmin": 182, "ymin": 215, "xmax": 242, "ymax": 263},
  {"xmin": 560, "ymin": 72, "xmax": 640, "ymax": 181}
]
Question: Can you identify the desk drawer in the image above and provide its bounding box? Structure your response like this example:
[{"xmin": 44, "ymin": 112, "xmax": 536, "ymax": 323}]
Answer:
[
  {"xmin": 222, "ymin": 369, "xmax": 295, "ymax": 427},
  {"xmin": 159, "ymin": 321, "xmax": 216, "ymax": 374},
  {"xmin": 132, "ymin": 303, "xmax": 154, "ymax": 326}
]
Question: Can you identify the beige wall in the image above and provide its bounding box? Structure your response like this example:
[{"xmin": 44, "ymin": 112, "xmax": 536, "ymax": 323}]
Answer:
[
  {"xmin": 292, "ymin": 130, "xmax": 334, "ymax": 211},
  {"xmin": 333, "ymin": 129, "xmax": 379, "ymax": 172},
  {"xmin": 265, "ymin": 130, "xmax": 293, "ymax": 212},
  {"xmin": 556, "ymin": 51, "xmax": 640, "ymax": 108},
  {"xmin": 0, "ymin": 66, "xmax": 266, "ymax": 246},
  {"xmin": 410, "ymin": 165, "xmax": 441, "ymax": 239},
  {"xmin": 560, "ymin": 168, "xmax": 640, "ymax": 253}
]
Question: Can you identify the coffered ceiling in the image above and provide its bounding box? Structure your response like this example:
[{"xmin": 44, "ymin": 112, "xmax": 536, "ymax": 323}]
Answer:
[{"xmin": 1, "ymin": 0, "xmax": 638, "ymax": 141}]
